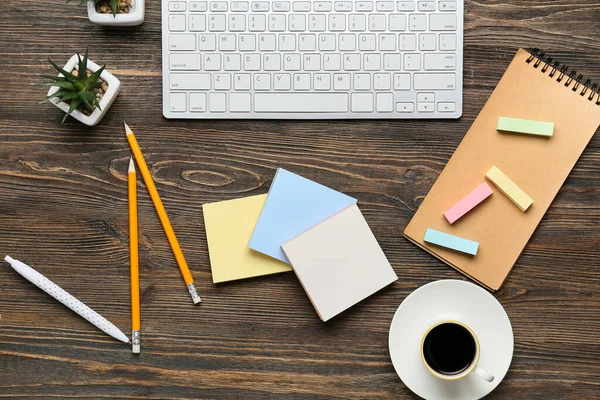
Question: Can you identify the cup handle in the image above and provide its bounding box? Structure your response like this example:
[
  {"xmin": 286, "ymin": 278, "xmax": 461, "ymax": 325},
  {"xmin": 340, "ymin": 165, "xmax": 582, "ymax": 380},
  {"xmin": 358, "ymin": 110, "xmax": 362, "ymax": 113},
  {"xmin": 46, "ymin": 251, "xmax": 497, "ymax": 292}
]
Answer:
[{"xmin": 474, "ymin": 366, "xmax": 494, "ymax": 382}]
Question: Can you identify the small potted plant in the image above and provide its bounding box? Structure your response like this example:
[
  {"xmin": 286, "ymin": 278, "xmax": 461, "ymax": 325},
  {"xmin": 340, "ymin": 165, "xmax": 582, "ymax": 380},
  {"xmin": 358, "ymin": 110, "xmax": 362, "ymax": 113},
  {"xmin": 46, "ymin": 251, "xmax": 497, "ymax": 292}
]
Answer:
[
  {"xmin": 36, "ymin": 50, "xmax": 121, "ymax": 126},
  {"xmin": 68, "ymin": 0, "xmax": 145, "ymax": 26}
]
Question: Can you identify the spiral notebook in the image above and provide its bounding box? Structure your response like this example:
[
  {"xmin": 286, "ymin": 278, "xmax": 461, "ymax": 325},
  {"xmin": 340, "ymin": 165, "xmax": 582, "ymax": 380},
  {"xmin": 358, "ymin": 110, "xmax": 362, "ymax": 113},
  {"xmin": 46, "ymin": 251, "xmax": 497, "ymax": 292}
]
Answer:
[{"xmin": 404, "ymin": 48, "xmax": 600, "ymax": 291}]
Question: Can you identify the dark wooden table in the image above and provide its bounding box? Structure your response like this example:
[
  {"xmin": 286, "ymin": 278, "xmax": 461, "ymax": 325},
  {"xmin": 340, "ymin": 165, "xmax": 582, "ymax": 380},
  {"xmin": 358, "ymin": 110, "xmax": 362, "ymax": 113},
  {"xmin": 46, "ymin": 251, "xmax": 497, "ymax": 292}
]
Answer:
[{"xmin": 1, "ymin": 1, "xmax": 599, "ymax": 399}]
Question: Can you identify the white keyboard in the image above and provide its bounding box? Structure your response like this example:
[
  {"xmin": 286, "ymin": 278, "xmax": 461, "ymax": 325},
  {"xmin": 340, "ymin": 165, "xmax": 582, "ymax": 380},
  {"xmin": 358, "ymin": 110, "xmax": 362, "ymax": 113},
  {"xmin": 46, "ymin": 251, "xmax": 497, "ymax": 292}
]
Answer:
[{"xmin": 162, "ymin": 0, "xmax": 463, "ymax": 119}]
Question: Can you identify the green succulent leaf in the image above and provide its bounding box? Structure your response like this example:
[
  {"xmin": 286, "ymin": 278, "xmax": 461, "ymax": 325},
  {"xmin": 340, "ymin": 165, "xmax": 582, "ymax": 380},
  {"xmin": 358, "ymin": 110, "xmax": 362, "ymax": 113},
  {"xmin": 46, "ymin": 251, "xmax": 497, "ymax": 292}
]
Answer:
[
  {"xmin": 110, "ymin": 0, "xmax": 119, "ymax": 16},
  {"xmin": 47, "ymin": 58, "xmax": 78, "ymax": 81},
  {"xmin": 63, "ymin": 98, "xmax": 83, "ymax": 123}
]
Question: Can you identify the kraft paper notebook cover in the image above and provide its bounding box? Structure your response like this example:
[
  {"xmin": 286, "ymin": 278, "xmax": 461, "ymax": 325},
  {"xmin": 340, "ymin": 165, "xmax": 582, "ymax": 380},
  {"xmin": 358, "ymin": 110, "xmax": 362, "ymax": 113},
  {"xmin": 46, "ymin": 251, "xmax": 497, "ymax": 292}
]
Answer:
[
  {"xmin": 249, "ymin": 168, "xmax": 357, "ymax": 263},
  {"xmin": 404, "ymin": 48, "xmax": 600, "ymax": 291},
  {"xmin": 203, "ymin": 194, "xmax": 291, "ymax": 283},
  {"xmin": 282, "ymin": 204, "xmax": 398, "ymax": 322}
]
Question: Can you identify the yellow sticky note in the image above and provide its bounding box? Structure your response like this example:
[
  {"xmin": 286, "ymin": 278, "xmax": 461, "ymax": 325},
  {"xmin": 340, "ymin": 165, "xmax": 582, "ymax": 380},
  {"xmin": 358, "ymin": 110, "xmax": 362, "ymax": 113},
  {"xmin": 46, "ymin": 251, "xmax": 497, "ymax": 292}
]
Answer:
[
  {"xmin": 203, "ymin": 194, "xmax": 292, "ymax": 283},
  {"xmin": 485, "ymin": 166, "xmax": 533, "ymax": 212}
]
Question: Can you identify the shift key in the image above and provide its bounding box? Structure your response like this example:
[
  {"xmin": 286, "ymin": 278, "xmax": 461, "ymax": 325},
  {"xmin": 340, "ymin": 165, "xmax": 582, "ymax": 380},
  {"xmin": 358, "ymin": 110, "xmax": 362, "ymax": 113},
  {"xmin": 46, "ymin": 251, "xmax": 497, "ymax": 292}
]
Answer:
[
  {"xmin": 414, "ymin": 73, "xmax": 456, "ymax": 90},
  {"xmin": 170, "ymin": 73, "xmax": 211, "ymax": 90}
]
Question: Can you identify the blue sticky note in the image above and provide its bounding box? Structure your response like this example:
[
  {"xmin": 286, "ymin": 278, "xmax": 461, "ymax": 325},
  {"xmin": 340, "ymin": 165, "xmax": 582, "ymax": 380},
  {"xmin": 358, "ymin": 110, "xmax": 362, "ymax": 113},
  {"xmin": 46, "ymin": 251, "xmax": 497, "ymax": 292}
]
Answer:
[
  {"xmin": 424, "ymin": 228, "xmax": 479, "ymax": 256},
  {"xmin": 249, "ymin": 168, "xmax": 357, "ymax": 263}
]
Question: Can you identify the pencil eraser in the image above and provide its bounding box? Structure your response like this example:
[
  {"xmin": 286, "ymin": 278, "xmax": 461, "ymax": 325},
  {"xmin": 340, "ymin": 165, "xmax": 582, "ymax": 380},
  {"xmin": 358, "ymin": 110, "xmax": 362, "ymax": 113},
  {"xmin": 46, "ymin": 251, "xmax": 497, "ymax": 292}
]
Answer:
[
  {"xmin": 485, "ymin": 166, "xmax": 533, "ymax": 212},
  {"xmin": 132, "ymin": 344, "xmax": 140, "ymax": 354},
  {"xmin": 444, "ymin": 182, "xmax": 493, "ymax": 224},
  {"xmin": 497, "ymin": 117, "xmax": 554, "ymax": 137},
  {"xmin": 424, "ymin": 228, "xmax": 479, "ymax": 256}
]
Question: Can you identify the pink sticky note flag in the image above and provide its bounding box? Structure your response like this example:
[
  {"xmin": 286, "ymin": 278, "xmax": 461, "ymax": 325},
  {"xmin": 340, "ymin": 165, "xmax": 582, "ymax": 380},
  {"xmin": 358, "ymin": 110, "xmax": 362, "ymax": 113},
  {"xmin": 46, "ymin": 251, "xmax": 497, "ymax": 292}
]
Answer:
[{"xmin": 444, "ymin": 182, "xmax": 493, "ymax": 224}]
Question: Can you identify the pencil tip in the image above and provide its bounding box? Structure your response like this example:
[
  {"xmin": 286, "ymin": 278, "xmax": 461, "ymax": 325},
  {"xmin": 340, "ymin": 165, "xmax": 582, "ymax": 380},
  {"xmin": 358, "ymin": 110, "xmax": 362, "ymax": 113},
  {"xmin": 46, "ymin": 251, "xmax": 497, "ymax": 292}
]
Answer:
[
  {"xmin": 124, "ymin": 121, "xmax": 132, "ymax": 136},
  {"xmin": 128, "ymin": 157, "xmax": 135, "ymax": 173}
]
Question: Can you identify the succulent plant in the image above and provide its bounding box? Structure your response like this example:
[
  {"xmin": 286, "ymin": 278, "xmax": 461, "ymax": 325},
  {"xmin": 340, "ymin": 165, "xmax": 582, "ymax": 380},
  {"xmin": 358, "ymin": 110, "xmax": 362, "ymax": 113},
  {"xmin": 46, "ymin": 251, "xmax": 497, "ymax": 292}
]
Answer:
[
  {"xmin": 36, "ymin": 49, "xmax": 105, "ymax": 123},
  {"xmin": 67, "ymin": 0, "xmax": 120, "ymax": 16}
]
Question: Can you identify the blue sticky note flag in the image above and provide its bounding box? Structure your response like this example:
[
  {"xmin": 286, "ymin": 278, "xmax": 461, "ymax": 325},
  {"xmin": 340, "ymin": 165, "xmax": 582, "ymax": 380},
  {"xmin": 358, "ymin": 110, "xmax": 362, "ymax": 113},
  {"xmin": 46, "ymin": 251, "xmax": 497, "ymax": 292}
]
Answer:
[
  {"xmin": 249, "ymin": 168, "xmax": 357, "ymax": 263},
  {"xmin": 424, "ymin": 228, "xmax": 479, "ymax": 256}
]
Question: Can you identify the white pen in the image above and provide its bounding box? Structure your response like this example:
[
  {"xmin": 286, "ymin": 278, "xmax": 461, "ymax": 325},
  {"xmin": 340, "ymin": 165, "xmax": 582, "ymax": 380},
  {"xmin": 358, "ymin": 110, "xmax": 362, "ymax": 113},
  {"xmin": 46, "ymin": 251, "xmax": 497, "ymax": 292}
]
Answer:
[{"xmin": 4, "ymin": 256, "xmax": 129, "ymax": 344}]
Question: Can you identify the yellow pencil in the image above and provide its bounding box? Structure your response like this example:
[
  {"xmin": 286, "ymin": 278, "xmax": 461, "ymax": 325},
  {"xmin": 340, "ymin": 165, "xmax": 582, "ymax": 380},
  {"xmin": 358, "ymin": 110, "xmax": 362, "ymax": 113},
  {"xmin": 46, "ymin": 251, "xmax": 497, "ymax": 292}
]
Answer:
[
  {"xmin": 128, "ymin": 157, "xmax": 141, "ymax": 354},
  {"xmin": 124, "ymin": 122, "xmax": 201, "ymax": 304}
]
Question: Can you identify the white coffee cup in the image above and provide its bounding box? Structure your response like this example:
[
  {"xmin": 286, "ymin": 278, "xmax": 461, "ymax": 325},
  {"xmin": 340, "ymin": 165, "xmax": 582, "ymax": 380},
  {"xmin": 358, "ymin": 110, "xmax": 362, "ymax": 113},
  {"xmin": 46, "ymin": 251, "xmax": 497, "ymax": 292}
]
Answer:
[{"xmin": 420, "ymin": 319, "xmax": 494, "ymax": 382}]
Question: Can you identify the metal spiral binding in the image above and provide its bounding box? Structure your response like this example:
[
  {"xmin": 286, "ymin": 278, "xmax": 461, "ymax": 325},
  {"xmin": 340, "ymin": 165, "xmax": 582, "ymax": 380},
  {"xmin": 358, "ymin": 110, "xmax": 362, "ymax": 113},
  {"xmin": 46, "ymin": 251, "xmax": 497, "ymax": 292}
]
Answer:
[{"xmin": 526, "ymin": 48, "xmax": 600, "ymax": 105}]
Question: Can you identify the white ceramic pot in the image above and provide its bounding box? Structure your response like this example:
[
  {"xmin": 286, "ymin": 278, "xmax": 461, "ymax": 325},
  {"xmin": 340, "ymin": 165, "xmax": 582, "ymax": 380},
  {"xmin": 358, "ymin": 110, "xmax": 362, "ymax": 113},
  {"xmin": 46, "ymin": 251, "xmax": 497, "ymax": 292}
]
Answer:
[
  {"xmin": 46, "ymin": 54, "xmax": 121, "ymax": 126},
  {"xmin": 87, "ymin": 0, "xmax": 144, "ymax": 26}
]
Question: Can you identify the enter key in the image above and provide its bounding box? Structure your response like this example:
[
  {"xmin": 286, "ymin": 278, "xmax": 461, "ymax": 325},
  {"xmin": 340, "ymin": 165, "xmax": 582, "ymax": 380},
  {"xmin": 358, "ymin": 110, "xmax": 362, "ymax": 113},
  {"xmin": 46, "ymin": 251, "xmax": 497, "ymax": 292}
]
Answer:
[{"xmin": 424, "ymin": 54, "xmax": 456, "ymax": 70}]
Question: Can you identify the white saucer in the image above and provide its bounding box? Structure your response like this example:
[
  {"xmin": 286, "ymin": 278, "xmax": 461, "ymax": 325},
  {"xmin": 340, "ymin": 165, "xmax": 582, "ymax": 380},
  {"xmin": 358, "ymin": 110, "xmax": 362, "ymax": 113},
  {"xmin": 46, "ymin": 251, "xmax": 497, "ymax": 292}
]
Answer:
[{"xmin": 389, "ymin": 280, "xmax": 513, "ymax": 400}]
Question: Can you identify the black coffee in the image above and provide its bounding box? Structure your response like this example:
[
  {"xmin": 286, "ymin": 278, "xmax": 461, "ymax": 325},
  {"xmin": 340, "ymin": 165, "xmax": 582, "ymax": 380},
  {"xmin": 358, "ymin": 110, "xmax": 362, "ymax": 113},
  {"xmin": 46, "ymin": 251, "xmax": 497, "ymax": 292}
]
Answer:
[{"xmin": 423, "ymin": 323, "xmax": 476, "ymax": 375}]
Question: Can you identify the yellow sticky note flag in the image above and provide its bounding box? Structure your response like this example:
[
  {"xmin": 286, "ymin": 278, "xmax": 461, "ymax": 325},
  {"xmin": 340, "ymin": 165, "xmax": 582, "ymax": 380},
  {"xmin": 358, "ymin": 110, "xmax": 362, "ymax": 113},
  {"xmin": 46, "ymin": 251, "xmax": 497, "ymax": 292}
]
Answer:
[
  {"xmin": 203, "ymin": 194, "xmax": 292, "ymax": 283},
  {"xmin": 485, "ymin": 166, "xmax": 533, "ymax": 212}
]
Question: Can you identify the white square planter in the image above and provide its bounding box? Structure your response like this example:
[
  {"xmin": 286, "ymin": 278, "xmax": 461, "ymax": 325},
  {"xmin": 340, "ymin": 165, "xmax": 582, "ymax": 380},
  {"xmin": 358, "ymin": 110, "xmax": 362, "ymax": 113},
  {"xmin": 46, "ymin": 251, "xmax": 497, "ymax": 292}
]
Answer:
[
  {"xmin": 87, "ymin": 0, "xmax": 144, "ymax": 26},
  {"xmin": 47, "ymin": 54, "xmax": 121, "ymax": 126}
]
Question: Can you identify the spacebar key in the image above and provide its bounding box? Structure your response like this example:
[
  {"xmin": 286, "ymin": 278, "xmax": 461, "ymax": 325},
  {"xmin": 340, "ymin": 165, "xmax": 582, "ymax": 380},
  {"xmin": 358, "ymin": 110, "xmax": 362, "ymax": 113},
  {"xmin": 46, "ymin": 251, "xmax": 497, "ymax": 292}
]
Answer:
[{"xmin": 254, "ymin": 93, "xmax": 349, "ymax": 113}]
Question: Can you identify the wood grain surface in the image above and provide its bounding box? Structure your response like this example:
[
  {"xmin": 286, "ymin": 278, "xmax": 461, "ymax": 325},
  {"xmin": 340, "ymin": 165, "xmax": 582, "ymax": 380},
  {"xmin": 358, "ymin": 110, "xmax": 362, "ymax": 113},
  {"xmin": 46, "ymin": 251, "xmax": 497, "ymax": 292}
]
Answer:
[{"xmin": 1, "ymin": 1, "xmax": 599, "ymax": 399}]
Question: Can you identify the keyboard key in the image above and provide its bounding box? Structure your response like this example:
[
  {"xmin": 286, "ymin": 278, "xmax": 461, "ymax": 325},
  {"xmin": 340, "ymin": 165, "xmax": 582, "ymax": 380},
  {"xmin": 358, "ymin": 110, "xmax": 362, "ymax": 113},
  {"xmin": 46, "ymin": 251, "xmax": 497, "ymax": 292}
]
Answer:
[
  {"xmin": 374, "ymin": 73, "xmax": 391, "ymax": 90},
  {"xmin": 417, "ymin": 92, "xmax": 434, "ymax": 102},
  {"xmin": 351, "ymin": 93, "xmax": 374, "ymax": 112},
  {"xmin": 251, "ymin": 1, "xmax": 269, "ymax": 11},
  {"xmin": 210, "ymin": 1, "xmax": 228, "ymax": 11},
  {"xmin": 230, "ymin": 93, "xmax": 252, "ymax": 112},
  {"xmin": 430, "ymin": 14, "xmax": 457, "ymax": 30},
  {"xmin": 348, "ymin": 14, "xmax": 367, "ymax": 31},
  {"xmin": 355, "ymin": 1, "xmax": 374, "ymax": 11},
  {"xmin": 248, "ymin": 14, "xmax": 267, "ymax": 31},
  {"xmin": 189, "ymin": 93, "xmax": 207, "ymax": 112},
  {"xmin": 424, "ymin": 53, "xmax": 456, "ymax": 70},
  {"xmin": 229, "ymin": 14, "xmax": 246, "ymax": 31},
  {"xmin": 417, "ymin": 102, "xmax": 434, "ymax": 112},
  {"xmin": 208, "ymin": 14, "xmax": 226, "ymax": 31},
  {"xmin": 231, "ymin": 1, "xmax": 249, "ymax": 11},
  {"xmin": 169, "ymin": 34, "xmax": 196, "ymax": 51},
  {"xmin": 319, "ymin": 34, "xmax": 336, "ymax": 50},
  {"xmin": 439, "ymin": 1, "xmax": 457, "ymax": 11},
  {"xmin": 169, "ymin": 92, "xmax": 186, "ymax": 111},
  {"xmin": 399, "ymin": 33, "xmax": 417, "ymax": 50},
  {"xmin": 409, "ymin": 14, "xmax": 427, "ymax": 31},
  {"xmin": 358, "ymin": 33, "xmax": 376, "ymax": 50},
  {"xmin": 439, "ymin": 33, "xmax": 457, "ymax": 50},
  {"xmin": 293, "ymin": 1, "xmax": 311, "ymax": 11},
  {"xmin": 417, "ymin": 1, "xmax": 435, "ymax": 11},
  {"xmin": 394, "ymin": 73, "xmax": 411, "ymax": 89},
  {"xmin": 209, "ymin": 93, "xmax": 227, "ymax": 112},
  {"xmin": 214, "ymin": 73, "xmax": 232, "ymax": 89},
  {"xmin": 274, "ymin": 73, "xmax": 292, "ymax": 90},
  {"xmin": 289, "ymin": 14, "xmax": 307, "ymax": 31},
  {"xmin": 273, "ymin": 1, "xmax": 291, "ymax": 11},
  {"xmin": 294, "ymin": 73, "xmax": 311, "ymax": 90},
  {"xmin": 170, "ymin": 54, "xmax": 201, "ymax": 70},
  {"xmin": 284, "ymin": 53, "xmax": 301, "ymax": 70},
  {"xmin": 244, "ymin": 53, "xmax": 261, "ymax": 70},
  {"xmin": 254, "ymin": 73, "xmax": 271, "ymax": 90},
  {"xmin": 169, "ymin": 1, "xmax": 186, "ymax": 11},
  {"xmin": 389, "ymin": 14, "xmax": 407, "ymax": 31},
  {"xmin": 438, "ymin": 101, "xmax": 456, "ymax": 112},
  {"xmin": 369, "ymin": 14, "xmax": 386, "ymax": 31},
  {"xmin": 170, "ymin": 73, "xmax": 211, "ymax": 89},
  {"xmin": 413, "ymin": 73, "xmax": 456, "ymax": 90},
  {"xmin": 419, "ymin": 33, "xmax": 436, "ymax": 50},
  {"xmin": 328, "ymin": 14, "xmax": 346, "ymax": 31},
  {"xmin": 308, "ymin": 14, "xmax": 326, "ymax": 31},
  {"xmin": 198, "ymin": 33, "xmax": 217, "ymax": 50},
  {"xmin": 333, "ymin": 73, "xmax": 351, "ymax": 90},
  {"xmin": 379, "ymin": 33, "xmax": 396, "ymax": 50},
  {"xmin": 404, "ymin": 53, "xmax": 421, "ymax": 70},
  {"xmin": 279, "ymin": 34, "xmax": 296, "ymax": 50},
  {"xmin": 353, "ymin": 73, "xmax": 370, "ymax": 90},
  {"xmin": 269, "ymin": 14, "xmax": 286, "ymax": 31},
  {"xmin": 264, "ymin": 53, "xmax": 281, "ymax": 70},
  {"xmin": 189, "ymin": 14, "xmax": 206, "ymax": 31},
  {"xmin": 219, "ymin": 34, "xmax": 236, "ymax": 51},
  {"xmin": 376, "ymin": 92, "xmax": 394, "ymax": 112},
  {"xmin": 169, "ymin": 14, "xmax": 186, "ymax": 31},
  {"xmin": 314, "ymin": 73, "xmax": 331, "ymax": 90},
  {"xmin": 343, "ymin": 53, "xmax": 361, "ymax": 70},
  {"xmin": 314, "ymin": 2, "xmax": 333, "ymax": 11},
  {"xmin": 376, "ymin": 1, "xmax": 395, "ymax": 11},
  {"xmin": 397, "ymin": 1, "xmax": 415, "ymax": 11},
  {"xmin": 335, "ymin": 1, "xmax": 353, "ymax": 11},
  {"xmin": 323, "ymin": 53, "xmax": 341, "ymax": 70},
  {"xmin": 255, "ymin": 93, "xmax": 349, "ymax": 112},
  {"xmin": 299, "ymin": 34, "xmax": 317, "ymax": 50},
  {"xmin": 239, "ymin": 34, "xmax": 256, "ymax": 50},
  {"xmin": 383, "ymin": 53, "xmax": 401, "ymax": 70},
  {"xmin": 396, "ymin": 102, "xmax": 414, "ymax": 112},
  {"xmin": 204, "ymin": 53, "xmax": 221, "ymax": 70},
  {"xmin": 234, "ymin": 73, "xmax": 252, "ymax": 90},
  {"xmin": 224, "ymin": 54, "xmax": 241, "ymax": 70},
  {"xmin": 363, "ymin": 53, "xmax": 381, "ymax": 70},
  {"xmin": 190, "ymin": 1, "xmax": 208, "ymax": 11},
  {"xmin": 259, "ymin": 34, "xmax": 276, "ymax": 50},
  {"xmin": 303, "ymin": 53, "xmax": 321, "ymax": 70},
  {"xmin": 339, "ymin": 34, "xmax": 356, "ymax": 51}
]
